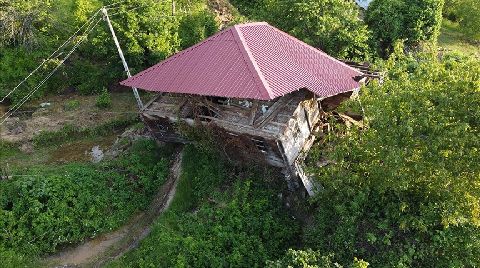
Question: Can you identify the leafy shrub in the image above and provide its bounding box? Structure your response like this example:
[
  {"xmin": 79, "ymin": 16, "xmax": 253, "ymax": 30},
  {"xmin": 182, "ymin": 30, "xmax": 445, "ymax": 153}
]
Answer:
[
  {"xmin": 0, "ymin": 48, "xmax": 66, "ymax": 104},
  {"xmin": 365, "ymin": 0, "xmax": 444, "ymax": 56},
  {"xmin": 441, "ymin": 0, "xmax": 480, "ymax": 42},
  {"xmin": 304, "ymin": 50, "xmax": 480, "ymax": 266},
  {"xmin": 0, "ymin": 139, "xmax": 169, "ymax": 255},
  {"xmin": 178, "ymin": 8, "xmax": 219, "ymax": 49},
  {"xmin": 115, "ymin": 145, "xmax": 299, "ymax": 267},
  {"xmin": 63, "ymin": 99, "xmax": 80, "ymax": 111},
  {"xmin": 0, "ymin": 140, "xmax": 19, "ymax": 160},
  {"xmin": 69, "ymin": 59, "xmax": 109, "ymax": 95},
  {"xmin": 0, "ymin": 1, "xmax": 51, "ymax": 49},
  {"xmin": 0, "ymin": 0, "xmax": 189, "ymax": 104},
  {"xmin": 0, "ymin": 246, "xmax": 32, "ymax": 268},
  {"xmin": 86, "ymin": 0, "xmax": 181, "ymax": 73},
  {"xmin": 442, "ymin": 0, "xmax": 460, "ymax": 19},
  {"xmin": 267, "ymin": 249, "xmax": 369, "ymax": 268},
  {"xmin": 181, "ymin": 144, "xmax": 227, "ymax": 206},
  {"xmin": 95, "ymin": 88, "xmax": 112, "ymax": 109},
  {"xmin": 455, "ymin": 0, "xmax": 480, "ymax": 41}
]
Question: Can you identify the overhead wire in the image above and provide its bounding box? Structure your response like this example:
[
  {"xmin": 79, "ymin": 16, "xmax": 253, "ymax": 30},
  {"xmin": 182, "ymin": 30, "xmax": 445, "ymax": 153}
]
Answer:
[
  {"xmin": 0, "ymin": 9, "xmax": 102, "ymax": 103},
  {"xmin": 1, "ymin": 17, "xmax": 103, "ymax": 125},
  {"xmin": 0, "ymin": 14, "xmax": 102, "ymax": 118},
  {"xmin": 1, "ymin": 0, "xmax": 182, "ymax": 124},
  {"xmin": 1, "ymin": 10, "xmax": 103, "ymax": 118}
]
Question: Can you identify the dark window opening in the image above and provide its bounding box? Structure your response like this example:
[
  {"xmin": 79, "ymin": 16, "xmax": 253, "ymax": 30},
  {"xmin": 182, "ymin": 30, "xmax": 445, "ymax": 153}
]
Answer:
[{"xmin": 251, "ymin": 137, "xmax": 267, "ymax": 153}]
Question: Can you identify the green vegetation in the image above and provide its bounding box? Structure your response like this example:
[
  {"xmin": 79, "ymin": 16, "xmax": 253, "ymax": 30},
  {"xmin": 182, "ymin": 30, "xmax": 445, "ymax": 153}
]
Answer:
[
  {"xmin": 267, "ymin": 249, "xmax": 369, "ymax": 268},
  {"xmin": 365, "ymin": 0, "xmax": 444, "ymax": 55},
  {"xmin": 439, "ymin": 19, "xmax": 480, "ymax": 56},
  {"xmin": 109, "ymin": 145, "xmax": 301, "ymax": 267},
  {"xmin": 96, "ymin": 88, "xmax": 112, "ymax": 109},
  {"xmin": 0, "ymin": 247, "xmax": 32, "ymax": 268},
  {"xmin": 63, "ymin": 99, "xmax": 81, "ymax": 111},
  {"xmin": 32, "ymin": 115, "xmax": 138, "ymax": 147},
  {"xmin": 0, "ymin": 139, "xmax": 170, "ymax": 255},
  {"xmin": 442, "ymin": 0, "xmax": 480, "ymax": 42},
  {"xmin": 0, "ymin": 0, "xmax": 218, "ymax": 104},
  {"xmin": 2, "ymin": 0, "xmax": 480, "ymax": 267},
  {"xmin": 302, "ymin": 47, "xmax": 480, "ymax": 266},
  {"xmin": 0, "ymin": 140, "xmax": 19, "ymax": 160}
]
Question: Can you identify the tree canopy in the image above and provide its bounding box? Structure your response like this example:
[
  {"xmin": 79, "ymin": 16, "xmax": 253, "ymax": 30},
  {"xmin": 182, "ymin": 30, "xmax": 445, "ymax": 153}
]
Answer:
[{"xmin": 365, "ymin": 0, "xmax": 444, "ymax": 55}]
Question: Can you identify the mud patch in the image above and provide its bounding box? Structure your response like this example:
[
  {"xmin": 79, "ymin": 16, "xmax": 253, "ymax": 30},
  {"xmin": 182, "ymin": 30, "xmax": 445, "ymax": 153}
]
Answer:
[{"xmin": 47, "ymin": 136, "xmax": 116, "ymax": 164}]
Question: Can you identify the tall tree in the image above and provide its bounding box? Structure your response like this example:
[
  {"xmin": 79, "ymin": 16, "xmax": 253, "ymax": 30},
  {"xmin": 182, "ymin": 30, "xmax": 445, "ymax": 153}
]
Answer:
[{"xmin": 365, "ymin": 0, "xmax": 444, "ymax": 56}]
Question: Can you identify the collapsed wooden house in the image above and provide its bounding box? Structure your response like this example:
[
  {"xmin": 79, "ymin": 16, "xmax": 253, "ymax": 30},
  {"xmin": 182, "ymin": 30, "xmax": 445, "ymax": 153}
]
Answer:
[{"xmin": 121, "ymin": 22, "xmax": 366, "ymax": 195}]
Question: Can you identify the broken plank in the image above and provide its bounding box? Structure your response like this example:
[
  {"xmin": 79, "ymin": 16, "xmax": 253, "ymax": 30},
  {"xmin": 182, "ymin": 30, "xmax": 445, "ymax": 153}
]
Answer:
[{"xmin": 254, "ymin": 94, "xmax": 295, "ymax": 128}]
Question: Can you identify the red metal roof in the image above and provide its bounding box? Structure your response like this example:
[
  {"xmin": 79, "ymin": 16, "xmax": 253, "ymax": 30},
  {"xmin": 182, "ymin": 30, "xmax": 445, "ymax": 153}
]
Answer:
[{"xmin": 120, "ymin": 22, "xmax": 363, "ymax": 100}]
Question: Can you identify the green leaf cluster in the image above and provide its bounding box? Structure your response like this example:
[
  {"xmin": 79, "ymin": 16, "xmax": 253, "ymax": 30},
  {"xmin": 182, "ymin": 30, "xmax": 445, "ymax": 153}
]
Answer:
[
  {"xmin": 443, "ymin": 0, "xmax": 480, "ymax": 42},
  {"xmin": 267, "ymin": 249, "xmax": 369, "ymax": 268},
  {"xmin": 0, "ymin": 139, "xmax": 169, "ymax": 255},
  {"xmin": 0, "ymin": 0, "xmax": 219, "ymax": 103},
  {"xmin": 112, "ymin": 145, "xmax": 300, "ymax": 267},
  {"xmin": 95, "ymin": 88, "xmax": 112, "ymax": 109},
  {"xmin": 365, "ymin": 0, "xmax": 444, "ymax": 55}
]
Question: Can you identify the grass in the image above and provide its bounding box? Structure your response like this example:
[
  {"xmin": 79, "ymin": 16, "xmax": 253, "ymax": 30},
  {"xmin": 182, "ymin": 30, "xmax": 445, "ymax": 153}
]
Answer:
[
  {"xmin": 438, "ymin": 19, "xmax": 480, "ymax": 57},
  {"xmin": 32, "ymin": 115, "xmax": 138, "ymax": 147},
  {"xmin": 1, "ymin": 117, "xmax": 139, "ymax": 169}
]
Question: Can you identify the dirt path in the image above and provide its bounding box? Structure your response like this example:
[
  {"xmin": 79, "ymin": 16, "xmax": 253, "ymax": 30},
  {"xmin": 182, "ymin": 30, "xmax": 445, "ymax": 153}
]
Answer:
[{"xmin": 43, "ymin": 148, "xmax": 183, "ymax": 268}]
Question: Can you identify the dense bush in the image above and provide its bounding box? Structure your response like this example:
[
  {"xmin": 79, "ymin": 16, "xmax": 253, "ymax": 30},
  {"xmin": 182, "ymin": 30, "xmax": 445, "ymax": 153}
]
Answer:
[
  {"xmin": 441, "ymin": 0, "xmax": 480, "ymax": 42},
  {"xmin": 0, "ymin": 139, "xmax": 169, "ymax": 254},
  {"xmin": 178, "ymin": 7, "xmax": 219, "ymax": 49},
  {"xmin": 454, "ymin": 0, "xmax": 480, "ymax": 42},
  {"xmin": 112, "ymin": 145, "xmax": 300, "ymax": 267},
  {"xmin": 0, "ymin": 246, "xmax": 32, "ymax": 268},
  {"xmin": 95, "ymin": 88, "xmax": 112, "ymax": 108},
  {"xmin": 303, "ymin": 48, "xmax": 480, "ymax": 266},
  {"xmin": 365, "ymin": 0, "xmax": 444, "ymax": 56},
  {"xmin": 0, "ymin": 0, "xmax": 219, "ymax": 104},
  {"xmin": 267, "ymin": 249, "xmax": 369, "ymax": 268}
]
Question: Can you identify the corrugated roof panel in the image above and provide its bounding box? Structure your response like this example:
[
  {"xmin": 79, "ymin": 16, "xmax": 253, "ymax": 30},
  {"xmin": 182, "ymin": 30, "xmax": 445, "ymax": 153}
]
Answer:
[
  {"xmin": 121, "ymin": 22, "xmax": 363, "ymax": 100},
  {"xmin": 238, "ymin": 24, "xmax": 361, "ymax": 99}
]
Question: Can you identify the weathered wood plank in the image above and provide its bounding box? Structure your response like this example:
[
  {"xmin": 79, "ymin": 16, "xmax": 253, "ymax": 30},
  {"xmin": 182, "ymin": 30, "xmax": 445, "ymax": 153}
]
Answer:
[
  {"xmin": 143, "ymin": 93, "xmax": 162, "ymax": 111},
  {"xmin": 254, "ymin": 94, "xmax": 295, "ymax": 128}
]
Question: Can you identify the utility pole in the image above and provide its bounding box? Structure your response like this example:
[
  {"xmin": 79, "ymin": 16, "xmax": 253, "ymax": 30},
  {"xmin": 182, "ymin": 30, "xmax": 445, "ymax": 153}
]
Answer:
[
  {"xmin": 172, "ymin": 0, "xmax": 176, "ymax": 16},
  {"xmin": 101, "ymin": 7, "xmax": 144, "ymax": 110}
]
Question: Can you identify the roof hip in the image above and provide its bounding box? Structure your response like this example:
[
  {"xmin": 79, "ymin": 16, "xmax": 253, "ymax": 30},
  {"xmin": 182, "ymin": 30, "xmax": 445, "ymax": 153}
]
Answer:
[{"xmin": 232, "ymin": 24, "xmax": 274, "ymax": 100}]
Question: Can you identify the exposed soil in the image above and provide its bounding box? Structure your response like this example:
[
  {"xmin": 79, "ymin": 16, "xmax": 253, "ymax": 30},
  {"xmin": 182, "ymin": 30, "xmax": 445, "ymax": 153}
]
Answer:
[
  {"xmin": 0, "ymin": 92, "xmax": 138, "ymax": 144},
  {"xmin": 47, "ymin": 136, "xmax": 117, "ymax": 164},
  {"xmin": 43, "ymin": 147, "xmax": 184, "ymax": 268}
]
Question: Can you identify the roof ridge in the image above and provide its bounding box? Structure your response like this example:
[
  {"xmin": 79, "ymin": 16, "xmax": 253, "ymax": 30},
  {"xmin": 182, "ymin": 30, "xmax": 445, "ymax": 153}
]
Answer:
[{"xmin": 231, "ymin": 24, "xmax": 274, "ymax": 100}]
